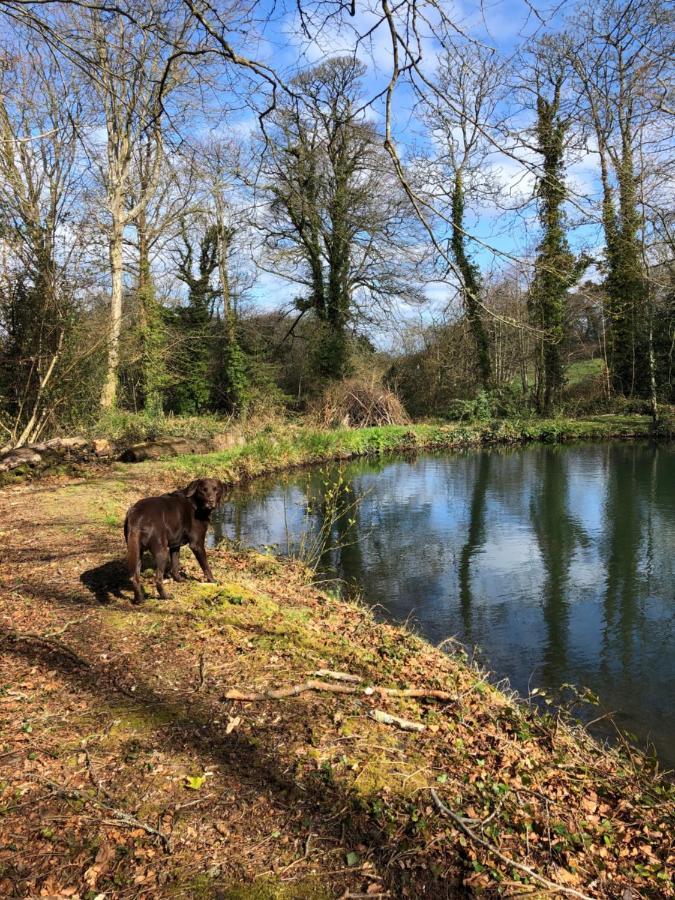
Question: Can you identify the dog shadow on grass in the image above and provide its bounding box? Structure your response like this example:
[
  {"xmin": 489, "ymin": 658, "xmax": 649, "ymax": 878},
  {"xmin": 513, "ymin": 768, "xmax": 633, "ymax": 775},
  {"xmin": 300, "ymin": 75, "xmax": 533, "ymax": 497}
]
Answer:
[{"xmin": 79, "ymin": 559, "xmax": 130, "ymax": 604}]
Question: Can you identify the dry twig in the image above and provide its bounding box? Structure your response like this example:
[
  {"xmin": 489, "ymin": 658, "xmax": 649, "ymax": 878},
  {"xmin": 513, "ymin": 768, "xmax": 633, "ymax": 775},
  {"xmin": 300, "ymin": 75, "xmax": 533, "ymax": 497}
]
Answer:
[
  {"xmin": 430, "ymin": 789, "xmax": 594, "ymax": 900},
  {"xmin": 196, "ymin": 651, "xmax": 206, "ymax": 691},
  {"xmin": 313, "ymin": 669, "xmax": 362, "ymax": 683},
  {"xmin": 32, "ymin": 776, "xmax": 172, "ymax": 852},
  {"xmin": 369, "ymin": 709, "xmax": 425, "ymax": 732}
]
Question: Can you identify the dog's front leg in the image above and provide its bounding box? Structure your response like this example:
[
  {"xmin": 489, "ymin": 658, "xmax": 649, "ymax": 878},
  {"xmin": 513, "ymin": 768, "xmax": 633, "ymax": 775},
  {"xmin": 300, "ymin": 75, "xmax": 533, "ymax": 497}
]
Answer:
[
  {"xmin": 154, "ymin": 546, "xmax": 170, "ymax": 598},
  {"xmin": 190, "ymin": 542, "xmax": 216, "ymax": 583}
]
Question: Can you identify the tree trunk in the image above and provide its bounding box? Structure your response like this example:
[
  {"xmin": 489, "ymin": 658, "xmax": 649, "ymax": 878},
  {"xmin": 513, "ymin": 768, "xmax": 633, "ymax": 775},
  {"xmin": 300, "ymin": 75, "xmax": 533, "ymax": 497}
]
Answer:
[
  {"xmin": 101, "ymin": 220, "xmax": 124, "ymax": 409},
  {"xmin": 216, "ymin": 220, "xmax": 247, "ymax": 414},
  {"xmin": 451, "ymin": 173, "xmax": 492, "ymax": 388},
  {"xmin": 530, "ymin": 85, "xmax": 573, "ymax": 416},
  {"xmin": 136, "ymin": 205, "xmax": 165, "ymax": 414},
  {"xmin": 218, "ymin": 224, "xmax": 234, "ymax": 340}
]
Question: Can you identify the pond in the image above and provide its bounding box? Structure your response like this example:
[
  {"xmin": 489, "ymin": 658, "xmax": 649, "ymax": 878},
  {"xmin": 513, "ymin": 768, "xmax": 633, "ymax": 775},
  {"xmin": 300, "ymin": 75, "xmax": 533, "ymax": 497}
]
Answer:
[{"xmin": 212, "ymin": 442, "xmax": 675, "ymax": 767}]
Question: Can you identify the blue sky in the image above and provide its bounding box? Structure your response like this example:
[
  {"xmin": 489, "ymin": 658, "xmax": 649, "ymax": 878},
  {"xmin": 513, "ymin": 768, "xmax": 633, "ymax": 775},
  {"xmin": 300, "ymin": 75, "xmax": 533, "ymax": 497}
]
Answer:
[{"xmin": 198, "ymin": 0, "xmax": 605, "ymax": 332}]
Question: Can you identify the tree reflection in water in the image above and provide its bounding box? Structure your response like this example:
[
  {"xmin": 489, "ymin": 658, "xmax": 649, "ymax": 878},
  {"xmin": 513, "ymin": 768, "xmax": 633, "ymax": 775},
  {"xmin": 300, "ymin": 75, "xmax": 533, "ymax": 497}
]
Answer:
[{"xmin": 213, "ymin": 442, "xmax": 675, "ymax": 765}]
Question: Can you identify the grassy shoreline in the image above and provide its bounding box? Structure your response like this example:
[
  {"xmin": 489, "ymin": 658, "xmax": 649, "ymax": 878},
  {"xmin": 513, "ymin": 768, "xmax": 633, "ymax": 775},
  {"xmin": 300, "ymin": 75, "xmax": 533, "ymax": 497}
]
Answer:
[
  {"xmin": 139, "ymin": 414, "xmax": 654, "ymax": 487},
  {"xmin": 1, "ymin": 415, "xmax": 673, "ymax": 897},
  {"xmin": 0, "ymin": 414, "xmax": 657, "ymax": 488}
]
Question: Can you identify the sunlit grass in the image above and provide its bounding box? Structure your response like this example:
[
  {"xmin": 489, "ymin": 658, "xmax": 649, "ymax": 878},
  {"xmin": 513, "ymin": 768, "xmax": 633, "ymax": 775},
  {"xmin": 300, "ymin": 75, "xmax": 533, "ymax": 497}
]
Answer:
[{"xmin": 135, "ymin": 416, "xmax": 652, "ymax": 486}]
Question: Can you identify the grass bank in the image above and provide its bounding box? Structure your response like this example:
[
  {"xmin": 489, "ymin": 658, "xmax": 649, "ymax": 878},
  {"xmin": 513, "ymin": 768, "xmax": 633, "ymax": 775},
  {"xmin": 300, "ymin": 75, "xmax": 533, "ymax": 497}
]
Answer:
[
  {"xmin": 1, "ymin": 417, "xmax": 672, "ymax": 897},
  {"xmin": 0, "ymin": 414, "xmax": 658, "ymax": 488},
  {"xmin": 140, "ymin": 414, "xmax": 654, "ymax": 486}
]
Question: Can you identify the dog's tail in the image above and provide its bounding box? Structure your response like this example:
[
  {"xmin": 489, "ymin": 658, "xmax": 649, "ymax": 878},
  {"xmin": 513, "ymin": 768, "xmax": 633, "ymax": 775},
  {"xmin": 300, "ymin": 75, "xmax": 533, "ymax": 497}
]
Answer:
[
  {"xmin": 125, "ymin": 512, "xmax": 144, "ymax": 603},
  {"xmin": 124, "ymin": 514, "xmax": 140, "ymax": 572}
]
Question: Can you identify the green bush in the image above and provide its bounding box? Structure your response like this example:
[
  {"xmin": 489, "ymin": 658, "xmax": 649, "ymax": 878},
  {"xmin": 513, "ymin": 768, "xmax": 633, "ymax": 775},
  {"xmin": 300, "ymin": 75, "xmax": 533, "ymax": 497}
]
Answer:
[
  {"xmin": 443, "ymin": 389, "xmax": 492, "ymax": 422},
  {"xmin": 442, "ymin": 387, "xmax": 533, "ymax": 422}
]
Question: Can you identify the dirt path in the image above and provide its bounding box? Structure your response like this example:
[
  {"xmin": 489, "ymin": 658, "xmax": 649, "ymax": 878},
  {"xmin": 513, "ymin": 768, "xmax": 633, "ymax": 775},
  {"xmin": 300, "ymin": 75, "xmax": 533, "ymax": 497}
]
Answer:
[
  {"xmin": 0, "ymin": 469, "xmax": 673, "ymax": 899},
  {"xmin": 0, "ymin": 471, "xmax": 377, "ymax": 898}
]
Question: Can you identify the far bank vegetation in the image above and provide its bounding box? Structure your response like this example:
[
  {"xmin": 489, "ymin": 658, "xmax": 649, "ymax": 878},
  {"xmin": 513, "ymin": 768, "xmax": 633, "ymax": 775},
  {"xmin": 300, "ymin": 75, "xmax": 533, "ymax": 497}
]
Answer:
[{"xmin": 0, "ymin": 0, "xmax": 673, "ymax": 448}]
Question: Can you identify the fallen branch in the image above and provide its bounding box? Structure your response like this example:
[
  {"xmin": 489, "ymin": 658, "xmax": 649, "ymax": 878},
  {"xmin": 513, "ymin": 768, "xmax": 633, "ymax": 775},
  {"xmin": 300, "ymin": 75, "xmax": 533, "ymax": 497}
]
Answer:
[
  {"xmin": 430, "ymin": 788, "xmax": 594, "ymax": 900},
  {"xmin": 0, "ymin": 627, "xmax": 88, "ymax": 667},
  {"xmin": 313, "ymin": 669, "xmax": 362, "ymax": 683},
  {"xmin": 32, "ymin": 776, "xmax": 172, "ymax": 852},
  {"xmin": 222, "ymin": 679, "xmax": 456, "ymax": 703},
  {"xmin": 369, "ymin": 709, "xmax": 425, "ymax": 732},
  {"xmin": 223, "ymin": 680, "xmax": 357, "ymax": 700},
  {"xmin": 196, "ymin": 651, "xmax": 206, "ymax": 691},
  {"xmin": 339, "ymin": 892, "xmax": 390, "ymax": 899},
  {"xmin": 45, "ymin": 616, "xmax": 92, "ymax": 638}
]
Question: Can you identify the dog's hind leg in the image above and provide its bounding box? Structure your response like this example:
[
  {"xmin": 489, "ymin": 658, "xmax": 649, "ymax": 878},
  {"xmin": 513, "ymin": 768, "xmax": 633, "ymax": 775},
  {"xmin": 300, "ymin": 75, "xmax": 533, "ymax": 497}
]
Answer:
[
  {"xmin": 152, "ymin": 542, "xmax": 170, "ymax": 599},
  {"xmin": 126, "ymin": 522, "xmax": 145, "ymax": 605},
  {"xmin": 170, "ymin": 548, "xmax": 184, "ymax": 582}
]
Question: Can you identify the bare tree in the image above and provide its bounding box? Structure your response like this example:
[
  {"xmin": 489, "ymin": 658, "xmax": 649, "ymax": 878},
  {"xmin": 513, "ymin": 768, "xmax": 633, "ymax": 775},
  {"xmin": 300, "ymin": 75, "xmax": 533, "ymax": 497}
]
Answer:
[
  {"xmin": 0, "ymin": 40, "xmax": 88, "ymax": 446},
  {"xmin": 260, "ymin": 56, "xmax": 424, "ymax": 380},
  {"xmin": 76, "ymin": 1, "xmax": 192, "ymax": 409},
  {"xmin": 420, "ymin": 43, "xmax": 507, "ymax": 388}
]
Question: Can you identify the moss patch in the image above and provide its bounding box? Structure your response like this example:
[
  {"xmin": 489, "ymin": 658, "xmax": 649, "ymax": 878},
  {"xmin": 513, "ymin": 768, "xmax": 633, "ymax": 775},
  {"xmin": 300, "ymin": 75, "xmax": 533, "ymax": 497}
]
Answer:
[{"xmin": 220, "ymin": 878, "xmax": 333, "ymax": 900}]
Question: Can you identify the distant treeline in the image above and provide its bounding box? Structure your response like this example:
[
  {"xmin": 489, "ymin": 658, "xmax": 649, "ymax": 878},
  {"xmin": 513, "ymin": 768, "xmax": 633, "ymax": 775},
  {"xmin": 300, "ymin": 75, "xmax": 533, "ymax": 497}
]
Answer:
[{"xmin": 0, "ymin": 0, "xmax": 672, "ymax": 446}]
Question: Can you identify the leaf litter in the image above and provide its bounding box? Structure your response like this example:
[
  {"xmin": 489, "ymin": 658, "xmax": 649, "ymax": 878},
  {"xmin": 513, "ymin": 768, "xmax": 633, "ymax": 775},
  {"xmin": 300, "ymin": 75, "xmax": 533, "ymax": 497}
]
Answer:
[{"xmin": 0, "ymin": 468, "xmax": 673, "ymax": 898}]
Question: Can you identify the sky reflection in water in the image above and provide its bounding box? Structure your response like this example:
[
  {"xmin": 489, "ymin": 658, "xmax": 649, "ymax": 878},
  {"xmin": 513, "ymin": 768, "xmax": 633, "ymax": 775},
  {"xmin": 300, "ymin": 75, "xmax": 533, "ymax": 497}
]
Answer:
[{"xmin": 212, "ymin": 443, "xmax": 675, "ymax": 766}]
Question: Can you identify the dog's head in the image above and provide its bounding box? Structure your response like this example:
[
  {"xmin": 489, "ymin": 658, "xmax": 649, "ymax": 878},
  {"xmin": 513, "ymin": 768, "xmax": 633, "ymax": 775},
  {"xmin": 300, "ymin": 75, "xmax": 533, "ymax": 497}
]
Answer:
[{"xmin": 184, "ymin": 478, "xmax": 225, "ymax": 512}]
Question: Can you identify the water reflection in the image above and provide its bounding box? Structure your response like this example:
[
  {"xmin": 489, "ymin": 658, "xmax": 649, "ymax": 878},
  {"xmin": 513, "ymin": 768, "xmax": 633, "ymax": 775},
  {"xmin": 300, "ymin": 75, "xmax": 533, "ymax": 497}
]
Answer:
[
  {"xmin": 457, "ymin": 452, "xmax": 490, "ymax": 642},
  {"xmin": 531, "ymin": 449, "xmax": 588, "ymax": 686},
  {"xmin": 213, "ymin": 443, "xmax": 675, "ymax": 765}
]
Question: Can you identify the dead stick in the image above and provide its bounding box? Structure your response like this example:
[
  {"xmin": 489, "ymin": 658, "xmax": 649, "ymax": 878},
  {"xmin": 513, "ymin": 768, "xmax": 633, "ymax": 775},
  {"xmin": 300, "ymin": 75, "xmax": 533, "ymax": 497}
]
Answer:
[
  {"xmin": 33, "ymin": 776, "xmax": 171, "ymax": 853},
  {"xmin": 430, "ymin": 789, "xmax": 594, "ymax": 900},
  {"xmin": 84, "ymin": 748, "xmax": 111, "ymax": 801},
  {"xmin": 313, "ymin": 669, "xmax": 362, "ymax": 683},
  {"xmin": 45, "ymin": 616, "xmax": 92, "ymax": 638},
  {"xmin": 369, "ymin": 709, "xmax": 424, "ymax": 732},
  {"xmin": 172, "ymin": 794, "xmax": 214, "ymax": 813},
  {"xmin": 222, "ymin": 680, "xmax": 456, "ymax": 702},
  {"xmin": 196, "ymin": 652, "xmax": 206, "ymax": 691}
]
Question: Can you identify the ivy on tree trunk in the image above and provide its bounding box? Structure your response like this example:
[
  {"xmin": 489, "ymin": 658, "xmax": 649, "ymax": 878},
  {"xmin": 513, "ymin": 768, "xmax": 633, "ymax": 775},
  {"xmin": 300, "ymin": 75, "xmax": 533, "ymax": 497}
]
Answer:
[
  {"xmin": 529, "ymin": 75, "xmax": 583, "ymax": 415},
  {"xmin": 451, "ymin": 172, "xmax": 492, "ymax": 389},
  {"xmin": 136, "ymin": 207, "xmax": 166, "ymax": 415}
]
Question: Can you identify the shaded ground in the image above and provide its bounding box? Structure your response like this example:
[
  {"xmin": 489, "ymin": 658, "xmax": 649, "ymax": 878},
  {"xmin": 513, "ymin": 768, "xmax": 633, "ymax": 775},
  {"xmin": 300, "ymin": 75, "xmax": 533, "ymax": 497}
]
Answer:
[{"xmin": 0, "ymin": 461, "xmax": 673, "ymax": 899}]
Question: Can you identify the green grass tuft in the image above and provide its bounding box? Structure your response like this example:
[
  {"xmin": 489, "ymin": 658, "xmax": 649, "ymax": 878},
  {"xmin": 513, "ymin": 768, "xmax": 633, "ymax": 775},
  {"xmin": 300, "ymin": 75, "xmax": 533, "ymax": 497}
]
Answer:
[{"xmin": 139, "ymin": 417, "xmax": 653, "ymax": 487}]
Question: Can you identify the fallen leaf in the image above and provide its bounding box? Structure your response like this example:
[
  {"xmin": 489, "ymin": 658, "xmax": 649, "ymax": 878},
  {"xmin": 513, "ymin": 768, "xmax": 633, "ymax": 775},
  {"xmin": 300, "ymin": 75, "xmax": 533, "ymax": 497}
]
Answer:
[
  {"xmin": 185, "ymin": 774, "xmax": 206, "ymax": 790},
  {"xmin": 225, "ymin": 716, "xmax": 241, "ymax": 735}
]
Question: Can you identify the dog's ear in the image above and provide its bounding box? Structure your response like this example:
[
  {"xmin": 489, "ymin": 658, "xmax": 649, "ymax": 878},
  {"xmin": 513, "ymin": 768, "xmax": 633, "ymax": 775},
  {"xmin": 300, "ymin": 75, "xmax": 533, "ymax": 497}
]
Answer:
[{"xmin": 184, "ymin": 479, "xmax": 200, "ymax": 497}]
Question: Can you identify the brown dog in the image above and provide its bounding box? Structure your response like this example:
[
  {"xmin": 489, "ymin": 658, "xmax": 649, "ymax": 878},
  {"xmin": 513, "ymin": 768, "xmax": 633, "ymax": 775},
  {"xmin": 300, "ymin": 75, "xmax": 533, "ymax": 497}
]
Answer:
[{"xmin": 124, "ymin": 478, "xmax": 224, "ymax": 604}]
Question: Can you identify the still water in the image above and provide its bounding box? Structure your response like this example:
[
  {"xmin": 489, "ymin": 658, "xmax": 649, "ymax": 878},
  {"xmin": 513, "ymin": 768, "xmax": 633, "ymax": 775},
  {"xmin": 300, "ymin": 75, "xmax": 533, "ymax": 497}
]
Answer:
[{"xmin": 212, "ymin": 442, "xmax": 675, "ymax": 766}]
